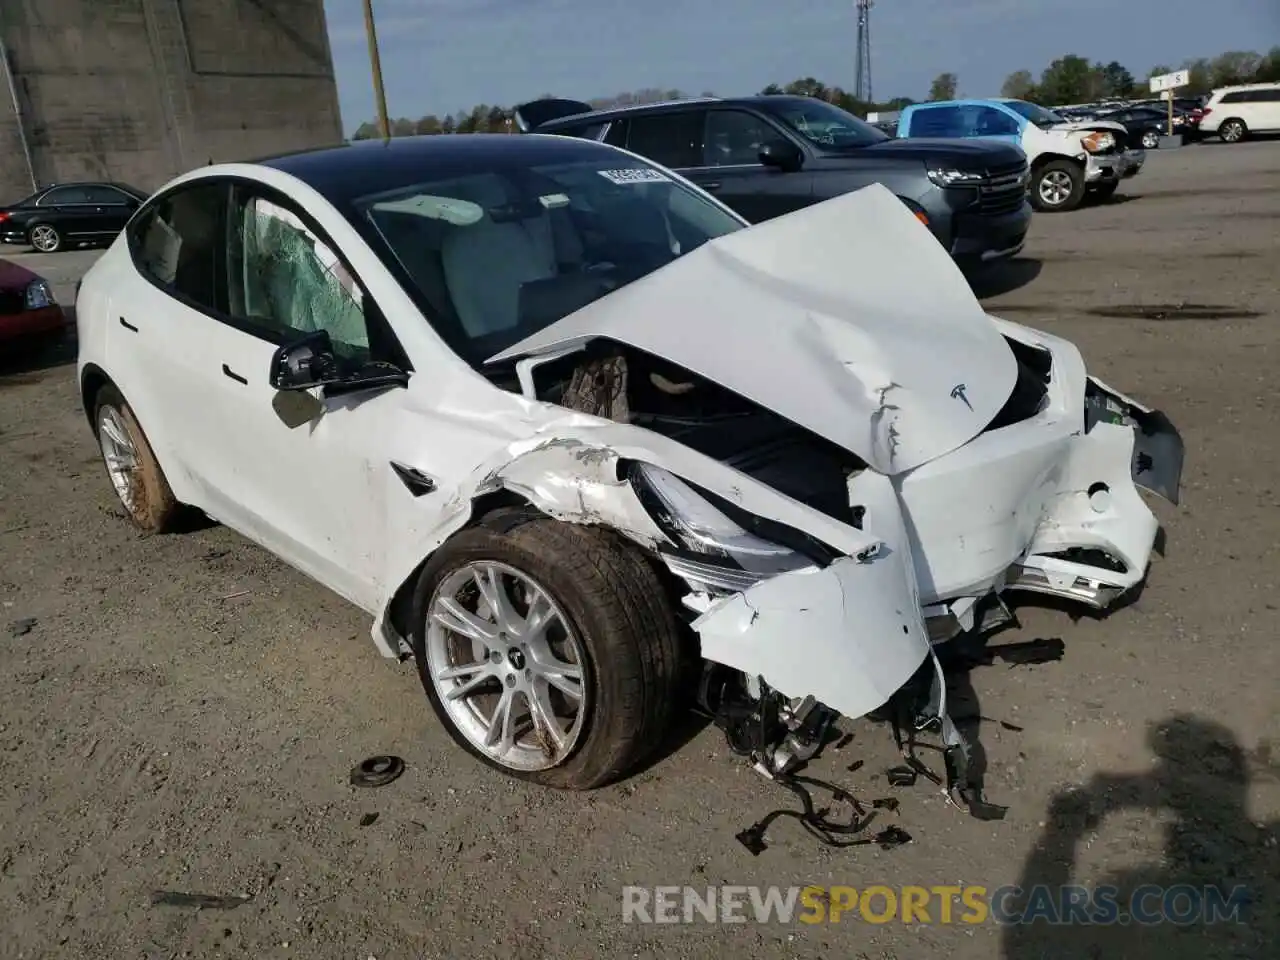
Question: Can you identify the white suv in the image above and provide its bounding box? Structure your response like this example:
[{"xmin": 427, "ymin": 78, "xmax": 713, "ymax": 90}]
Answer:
[{"xmin": 1197, "ymin": 83, "xmax": 1280, "ymax": 143}]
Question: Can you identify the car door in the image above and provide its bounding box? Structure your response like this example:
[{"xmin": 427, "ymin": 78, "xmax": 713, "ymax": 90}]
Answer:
[
  {"xmin": 206, "ymin": 182, "xmax": 417, "ymax": 609},
  {"xmin": 117, "ymin": 180, "xmax": 262, "ymax": 523},
  {"xmin": 82, "ymin": 184, "xmax": 140, "ymax": 236},
  {"xmin": 37, "ymin": 185, "xmax": 94, "ymax": 236},
  {"xmin": 687, "ymin": 108, "xmax": 815, "ymax": 222}
]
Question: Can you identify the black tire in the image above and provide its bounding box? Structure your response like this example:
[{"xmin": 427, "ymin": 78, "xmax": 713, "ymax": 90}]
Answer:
[
  {"xmin": 1218, "ymin": 118, "xmax": 1247, "ymax": 144},
  {"xmin": 28, "ymin": 223, "xmax": 62, "ymax": 254},
  {"xmin": 1030, "ymin": 159, "xmax": 1086, "ymax": 213},
  {"xmin": 92, "ymin": 383, "xmax": 182, "ymax": 534},
  {"xmin": 410, "ymin": 511, "xmax": 686, "ymax": 790}
]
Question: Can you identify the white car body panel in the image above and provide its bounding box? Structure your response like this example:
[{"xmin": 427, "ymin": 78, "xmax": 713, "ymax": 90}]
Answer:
[{"xmin": 75, "ymin": 157, "xmax": 1177, "ymax": 727}]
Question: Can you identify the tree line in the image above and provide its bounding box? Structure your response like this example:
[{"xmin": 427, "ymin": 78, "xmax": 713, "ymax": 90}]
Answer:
[{"xmin": 349, "ymin": 46, "xmax": 1280, "ymax": 139}]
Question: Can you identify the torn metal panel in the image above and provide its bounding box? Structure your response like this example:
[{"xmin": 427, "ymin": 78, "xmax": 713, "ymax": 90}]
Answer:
[
  {"xmin": 488, "ymin": 184, "xmax": 1019, "ymax": 475},
  {"xmin": 692, "ymin": 552, "xmax": 932, "ymax": 724}
]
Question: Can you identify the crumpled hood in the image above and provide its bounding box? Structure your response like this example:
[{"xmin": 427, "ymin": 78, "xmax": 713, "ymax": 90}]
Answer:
[{"xmin": 488, "ymin": 183, "xmax": 1018, "ymax": 475}]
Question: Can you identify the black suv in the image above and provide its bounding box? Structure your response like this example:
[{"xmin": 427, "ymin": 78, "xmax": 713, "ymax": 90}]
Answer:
[
  {"xmin": 516, "ymin": 95, "xmax": 1032, "ymax": 269},
  {"xmin": 0, "ymin": 181, "xmax": 148, "ymax": 254}
]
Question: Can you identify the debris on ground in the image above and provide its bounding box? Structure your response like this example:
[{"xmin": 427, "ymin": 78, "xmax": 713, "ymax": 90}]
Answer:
[
  {"xmin": 358, "ymin": 812, "xmax": 379, "ymax": 827},
  {"xmin": 7, "ymin": 617, "xmax": 36, "ymax": 638},
  {"xmin": 149, "ymin": 891, "xmax": 253, "ymax": 909},
  {"xmin": 349, "ymin": 755, "xmax": 405, "ymax": 788}
]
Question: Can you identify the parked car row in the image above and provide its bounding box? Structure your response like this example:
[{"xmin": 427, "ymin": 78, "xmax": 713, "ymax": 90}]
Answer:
[
  {"xmin": 518, "ymin": 94, "xmax": 1035, "ymax": 267},
  {"xmin": 1056, "ymin": 83, "xmax": 1280, "ymax": 144}
]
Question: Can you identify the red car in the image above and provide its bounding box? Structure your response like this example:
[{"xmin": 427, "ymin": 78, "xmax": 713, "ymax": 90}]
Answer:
[{"xmin": 0, "ymin": 258, "xmax": 67, "ymax": 354}]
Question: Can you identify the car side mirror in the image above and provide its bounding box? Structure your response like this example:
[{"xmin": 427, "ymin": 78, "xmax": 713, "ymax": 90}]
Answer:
[
  {"xmin": 758, "ymin": 139, "xmax": 804, "ymax": 172},
  {"xmin": 269, "ymin": 330, "xmax": 409, "ymax": 394},
  {"xmin": 270, "ymin": 330, "xmax": 346, "ymax": 390}
]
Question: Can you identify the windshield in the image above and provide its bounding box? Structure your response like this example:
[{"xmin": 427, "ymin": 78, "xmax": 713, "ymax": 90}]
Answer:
[
  {"xmin": 352, "ymin": 154, "xmax": 744, "ymax": 367},
  {"xmin": 1002, "ymin": 100, "xmax": 1066, "ymax": 128},
  {"xmin": 762, "ymin": 99, "xmax": 889, "ymax": 148}
]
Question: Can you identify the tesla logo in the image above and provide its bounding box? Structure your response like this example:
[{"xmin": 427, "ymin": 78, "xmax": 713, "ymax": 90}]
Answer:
[{"xmin": 951, "ymin": 383, "xmax": 973, "ymax": 410}]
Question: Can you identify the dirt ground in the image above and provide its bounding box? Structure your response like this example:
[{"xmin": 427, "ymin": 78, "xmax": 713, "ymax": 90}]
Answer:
[{"xmin": 2, "ymin": 141, "xmax": 1278, "ymax": 960}]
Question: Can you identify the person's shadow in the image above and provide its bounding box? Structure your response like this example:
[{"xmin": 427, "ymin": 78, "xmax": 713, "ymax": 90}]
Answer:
[{"xmin": 1002, "ymin": 714, "xmax": 1278, "ymax": 958}]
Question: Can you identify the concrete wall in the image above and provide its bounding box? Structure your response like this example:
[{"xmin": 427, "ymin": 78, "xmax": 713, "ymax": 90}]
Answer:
[{"xmin": 0, "ymin": 0, "xmax": 343, "ymax": 201}]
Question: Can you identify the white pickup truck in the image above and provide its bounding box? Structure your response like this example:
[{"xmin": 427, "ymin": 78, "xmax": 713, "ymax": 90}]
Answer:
[{"xmin": 895, "ymin": 98, "xmax": 1145, "ymax": 212}]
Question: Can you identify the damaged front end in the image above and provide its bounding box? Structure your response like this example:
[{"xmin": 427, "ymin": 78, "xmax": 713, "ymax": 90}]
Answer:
[{"xmin": 373, "ymin": 185, "xmax": 1182, "ymax": 828}]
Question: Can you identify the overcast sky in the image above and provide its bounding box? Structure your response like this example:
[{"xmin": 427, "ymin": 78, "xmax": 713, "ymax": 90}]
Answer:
[{"xmin": 322, "ymin": 0, "xmax": 1280, "ymax": 132}]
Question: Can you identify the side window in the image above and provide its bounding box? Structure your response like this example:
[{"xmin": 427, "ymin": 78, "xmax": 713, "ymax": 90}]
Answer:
[
  {"xmin": 1219, "ymin": 92, "xmax": 1246, "ymax": 104},
  {"xmin": 703, "ymin": 110, "xmax": 778, "ymax": 166},
  {"xmin": 558, "ymin": 122, "xmax": 605, "ymax": 140},
  {"xmin": 973, "ymin": 106, "xmax": 1020, "ymax": 136},
  {"xmin": 226, "ymin": 187, "xmax": 372, "ymax": 363},
  {"xmin": 602, "ymin": 119, "xmax": 628, "ymax": 147},
  {"xmin": 624, "ymin": 111, "xmax": 706, "ymax": 168},
  {"xmin": 83, "ymin": 185, "xmax": 131, "ymax": 204},
  {"xmin": 41, "ymin": 186, "xmax": 92, "ymax": 205},
  {"xmin": 130, "ymin": 182, "xmax": 228, "ymax": 314},
  {"xmin": 908, "ymin": 106, "xmax": 966, "ymax": 138},
  {"xmin": 1250, "ymin": 89, "xmax": 1280, "ymax": 102}
]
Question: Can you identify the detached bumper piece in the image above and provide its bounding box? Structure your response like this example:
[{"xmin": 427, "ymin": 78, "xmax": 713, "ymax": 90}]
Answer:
[{"xmin": 1085, "ymin": 376, "xmax": 1184, "ymax": 506}]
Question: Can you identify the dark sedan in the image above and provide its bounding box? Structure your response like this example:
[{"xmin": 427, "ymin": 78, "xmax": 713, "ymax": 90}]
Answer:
[
  {"xmin": 1093, "ymin": 106, "xmax": 1189, "ymax": 149},
  {"xmin": 0, "ymin": 181, "xmax": 148, "ymax": 254}
]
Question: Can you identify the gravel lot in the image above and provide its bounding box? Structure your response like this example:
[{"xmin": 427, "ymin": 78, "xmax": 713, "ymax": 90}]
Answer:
[{"xmin": 2, "ymin": 141, "xmax": 1278, "ymax": 960}]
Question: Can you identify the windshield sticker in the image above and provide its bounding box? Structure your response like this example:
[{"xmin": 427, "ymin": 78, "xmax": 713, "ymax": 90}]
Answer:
[{"xmin": 597, "ymin": 168, "xmax": 670, "ymax": 185}]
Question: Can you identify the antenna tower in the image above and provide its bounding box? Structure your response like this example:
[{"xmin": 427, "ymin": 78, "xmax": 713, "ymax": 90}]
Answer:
[{"xmin": 855, "ymin": 0, "xmax": 873, "ymax": 103}]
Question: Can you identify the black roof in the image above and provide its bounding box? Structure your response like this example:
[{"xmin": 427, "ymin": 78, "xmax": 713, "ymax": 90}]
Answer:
[
  {"xmin": 537, "ymin": 95, "xmax": 823, "ymax": 130},
  {"xmin": 257, "ymin": 133, "xmax": 619, "ymax": 207}
]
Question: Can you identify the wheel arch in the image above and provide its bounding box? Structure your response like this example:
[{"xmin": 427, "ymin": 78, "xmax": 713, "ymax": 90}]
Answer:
[
  {"xmin": 79, "ymin": 362, "xmax": 114, "ymax": 428},
  {"xmin": 1031, "ymin": 152, "xmax": 1083, "ymax": 172},
  {"xmin": 378, "ymin": 483, "xmax": 686, "ymax": 662},
  {"xmin": 1219, "ymin": 116, "xmax": 1248, "ymax": 137}
]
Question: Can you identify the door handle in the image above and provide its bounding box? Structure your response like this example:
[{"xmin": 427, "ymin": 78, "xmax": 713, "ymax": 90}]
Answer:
[
  {"xmin": 119, "ymin": 317, "xmax": 138, "ymax": 332},
  {"xmin": 701, "ymin": 181, "xmax": 723, "ymax": 191},
  {"xmin": 221, "ymin": 363, "xmax": 248, "ymax": 385}
]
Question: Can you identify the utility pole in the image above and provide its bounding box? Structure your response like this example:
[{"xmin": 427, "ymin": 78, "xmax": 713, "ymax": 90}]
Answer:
[
  {"xmin": 362, "ymin": 0, "xmax": 390, "ymax": 139},
  {"xmin": 855, "ymin": 0, "xmax": 874, "ymax": 104}
]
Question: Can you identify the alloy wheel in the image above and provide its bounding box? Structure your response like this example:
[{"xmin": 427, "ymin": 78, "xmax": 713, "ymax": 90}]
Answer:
[
  {"xmin": 1142, "ymin": 130, "xmax": 1159, "ymax": 149},
  {"xmin": 425, "ymin": 560, "xmax": 587, "ymax": 772},
  {"xmin": 1221, "ymin": 121, "xmax": 1244, "ymax": 143},
  {"xmin": 98, "ymin": 406, "xmax": 141, "ymax": 515},
  {"xmin": 1038, "ymin": 170, "xmax": 1074, "ymax": 207},
  {"xmin": 30, "ymin": 225, "xmax": 59, "ymax": 252}
]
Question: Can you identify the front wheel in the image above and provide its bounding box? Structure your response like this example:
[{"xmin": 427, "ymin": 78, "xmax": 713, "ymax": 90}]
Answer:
[
  {"xmin": 410, "ymin": 512, "xmax": 686, "ymax": 789},
  {"xmin": 1030, "ymin": 160, "xmax": 1086, "ymax": 212},
  {"xmin": 1141, "ymin": 129, "xmax": 1160, "ymax": 149}
]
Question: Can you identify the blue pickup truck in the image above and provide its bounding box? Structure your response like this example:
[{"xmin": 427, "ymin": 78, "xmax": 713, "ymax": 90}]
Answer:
[{"xmin": 896, "ymin": 99, "xmax": 1145, "ymax": 212}]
